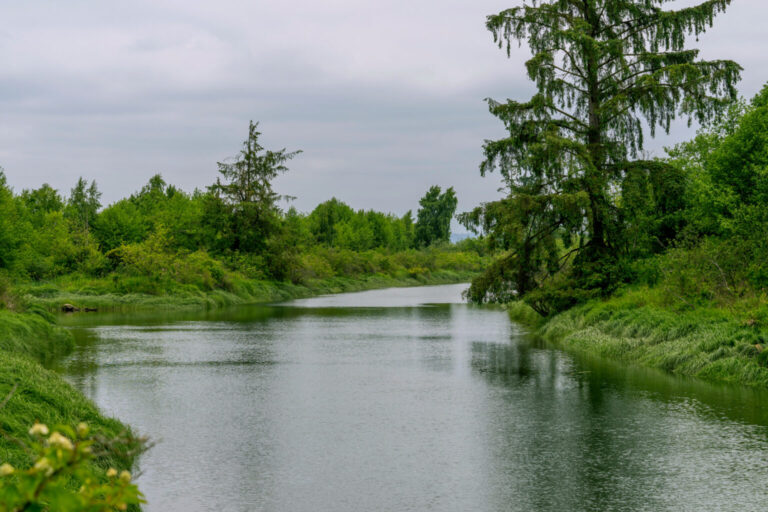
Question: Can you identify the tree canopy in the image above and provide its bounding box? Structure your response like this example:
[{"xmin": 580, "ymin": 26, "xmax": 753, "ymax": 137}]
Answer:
[
  {"xmin": 65, "ymin": 178, "xmax": 101, "ymax": 231},
  {"xmin": 0, "ymin": 119, "xmax": 476, "ymax": 284},
  {"xmin": 415, "ymin": 186, "xmax": 458, "ymax": 247},
  {"xmin": 464, "ymin": 0, "xmax": 741, "ymax": 314}
]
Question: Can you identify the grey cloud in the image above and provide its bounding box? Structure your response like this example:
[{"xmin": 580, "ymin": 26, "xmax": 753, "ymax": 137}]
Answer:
[{"xmin": 0, "ymin": 0, "xmax": 764, "ymax": 225}]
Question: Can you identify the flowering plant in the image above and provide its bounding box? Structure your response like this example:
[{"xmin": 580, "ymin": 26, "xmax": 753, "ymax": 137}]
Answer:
[{"xmin": 0, "ymin": 422, "xmax": 144, "ymax": 511}]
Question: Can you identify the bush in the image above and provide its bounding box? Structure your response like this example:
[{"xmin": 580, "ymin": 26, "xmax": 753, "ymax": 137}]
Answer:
[
  {"xmin": 0, "ymin": 422, "xmax": 145, "ymax": 511},
  {"xmin": 293, "ymin": 252, "xmax": 335, "ymax": 282},
  {"xmin": 0, "ymin": 274, "xmax": 13, "ymax": 311},
  {"xmin": 658, "ymin": 239, "xmax": 752, "ymax": 307}
]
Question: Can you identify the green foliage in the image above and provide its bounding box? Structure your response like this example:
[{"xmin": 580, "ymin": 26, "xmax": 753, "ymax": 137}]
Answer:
[
  {"xmin": 105, "ymin": 227, "xmax": 231, "ymax": 294},
  {"xmin": 619, "ymin": 162, "xmax": 687, "ymax": 256},
  {"xmin": 538, "ymin": 286, "xmax": 768, "ymax": 388},
  {"xmin": 524, "ymin": 84, "xmax": 768, "ymax": 381},
  {"xmin": 0, "ymin": 172, "xmax": 25, "ymax": 272},
  {"xmin": 0, "ymin": 422, "xmax": 144, "ymax": 512},
  {"xmin": 308, "ymin": 198, "xmax": 354, "ymax": 245},
  {"xmin": 415, "ymin": 186, "xmax": 457, "ymax": 247},
  {"xmin": 645, "ymin": 85, "xmax": 768, "ymax": 307},
  {"xmin": 470, "ymin": 0, "xmax": 740, "ymax": 313},
  {"xmin": 707, "ymin": 87, "xmax": 768, "ymax": 208},
  {"xmin": 65, "ymin": 178, "xmax": 101, "ymax": 231},
  {"xmin": 0, "ymin": 174, "xmax": 104, "ymax": 280},
  {"xmin": 671, "ymin": 86, "xmax": 768, "ymax": 239},
  {"xmin": 0, "ymin": 171, "xmax": 480, "ymax": 305},
  {"xmin": 20, "ymin": 185, "xmax": 64, "ymax": 220},
  {"xmin": 17, "ymin": 244, "xmax": 487, "ymax": 314},
  {"xmin": 506, "ymin": 300, "xmax": 545, "ymax": 328},
  {"xmin": 0, "ymin": 119, "xmax": 482, "ymax": 295},
  {"xmin": 333, "ymin": 215, "xmax": 376, "ymax": 252},
  {"xmin": 0, "ymin": 120, "xmax": 489, "ymax": 320},
  {"xmin": 0, "ymin": 275, "xmax": 12, "ymax": 311},
  {"xmin": 0, "ymin": 311, "xmax": 74, "ymax": 365},
  {"xmin": 307, "ymin": 199, "xmax": 415, "ymax": 251},
  {"xmin": 92, "ymin": 200, "xmax": 147, "ymax": 253},
  {"xmin": 209, "ymin": 121, "xmax": 301, "ymax": 253}
]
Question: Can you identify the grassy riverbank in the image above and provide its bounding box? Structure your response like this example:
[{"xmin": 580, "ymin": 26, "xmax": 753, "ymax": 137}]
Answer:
[
  {"xmin": 14, "ymin": 246, "xmax": 483, "ymax": 312},
  {"xmin": 0, "ymin": 310, "xmax": 73, "ymax": 364},
  {"xmin": 510, "ymin": 286, "xmax": 768, "ymax": 388},
  {"xmin": 0, "ymin": 264, "xmax": 476, "ymax": 476},
  {"xmin": 0, "ymin": 310, "xmax": 136, "ymax": 473},
  {"xmin": 19, "ymin": 268, "xmax": 477, "ymax": 312}
]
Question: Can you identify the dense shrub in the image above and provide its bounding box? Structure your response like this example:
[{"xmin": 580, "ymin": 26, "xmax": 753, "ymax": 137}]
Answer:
[{"xmin": 0, "ymin": 422, "xmax": 144, "ymax": 511}]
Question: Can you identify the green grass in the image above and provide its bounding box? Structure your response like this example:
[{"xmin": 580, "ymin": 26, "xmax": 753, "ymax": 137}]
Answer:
[
  {"xmin": 0, "ymin": 309, "xmax": 136, "ymax": 473},
  {"xmin": 19, "ymin": 269, "xmax": 477, "ymax": 312},
  {"xmin": 525, "ymin": 286, "xmax": 768, "ymax": 388},
  {"xmin": 0, "ymin": 310, "xmax": 74, "ymax": 365},
  {"xmin": 0, "ymin": 352, "xmax": 136, "ymax": 471},
  {"xmin": 505, "ymin": 300, "xmax": 546, "ymax": 329}
]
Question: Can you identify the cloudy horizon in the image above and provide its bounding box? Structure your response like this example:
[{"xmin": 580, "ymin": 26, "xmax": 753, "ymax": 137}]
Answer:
[{"xmin": 1, "ymin": 0, "xmax": 765, "ymax": 222}]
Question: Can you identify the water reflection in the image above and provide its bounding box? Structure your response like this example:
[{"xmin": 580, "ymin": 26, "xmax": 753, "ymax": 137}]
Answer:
[{"xmin": 57, "ymin": 284, "xmax": 768, "ymax": 511}]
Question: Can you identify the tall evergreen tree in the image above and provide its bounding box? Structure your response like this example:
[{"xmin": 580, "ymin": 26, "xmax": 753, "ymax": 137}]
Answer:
[
  {"xmin": 466, "ymin": 0, "xmax": 741, "ymax": 311},
  {"xmin": 209, "ymin": 121, "xmax": 301, "ymax": 252}
]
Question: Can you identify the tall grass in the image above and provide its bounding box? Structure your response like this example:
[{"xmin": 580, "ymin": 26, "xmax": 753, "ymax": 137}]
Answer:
[
  {"xmin": 0, "ymin": 310, "xmax": 74, "ymax": 364},
  {"xmin": 19, "ymin": 268, "xmax": 479, "ymax": 312},
  {"xmin": 0, "ymin": 352, "xmax": 136, "ymax": 470},
  {"xmin": 532, "ymin": 287, "xmax": 768, "ymax": 388},
  {"xmin": 506, "ymin": 300, "xmax": 545, "ymax": 328},
  {"xmin": 0, "ymin": 309, "xmax": 136, "ymax": 473}
]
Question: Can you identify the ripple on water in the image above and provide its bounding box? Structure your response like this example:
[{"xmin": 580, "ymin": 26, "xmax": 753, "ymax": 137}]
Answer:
[{"xmin": 61, "ymin": 284, "xmax": 768, "ymax": 512}]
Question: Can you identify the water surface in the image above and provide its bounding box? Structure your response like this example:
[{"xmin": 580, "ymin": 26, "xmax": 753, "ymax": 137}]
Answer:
[{"xmin": 58, "ymin": 284, "xmax": 768, "ymax": 511}]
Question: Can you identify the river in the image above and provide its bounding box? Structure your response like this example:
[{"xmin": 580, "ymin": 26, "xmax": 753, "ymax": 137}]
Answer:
[{"xmin": 56, "ymin": 283, "xmax": 768, "ymax": 511}]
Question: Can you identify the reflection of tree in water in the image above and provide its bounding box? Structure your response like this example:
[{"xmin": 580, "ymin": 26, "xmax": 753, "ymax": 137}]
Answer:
[
  {"xmin": 58, "ymin": 292, "xmax": 768, "ymax": 511},
  {"xmin": 468, "ymin": 331, "xmax": 768, "ymax": 511}
]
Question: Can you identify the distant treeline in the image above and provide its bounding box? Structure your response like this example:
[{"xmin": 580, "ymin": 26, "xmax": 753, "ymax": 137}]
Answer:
[{"xmin": 0, "ymin": 122, "xmax": 480, "ymax": 292}]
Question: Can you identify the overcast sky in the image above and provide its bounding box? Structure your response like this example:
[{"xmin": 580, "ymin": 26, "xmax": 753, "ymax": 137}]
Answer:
[{"xmin": 0, "ymin": 0, "xmax": 765, "ymax": 221}]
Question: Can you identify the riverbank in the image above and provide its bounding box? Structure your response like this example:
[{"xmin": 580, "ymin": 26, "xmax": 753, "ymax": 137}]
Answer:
[
  {"xmin": 18, "ymin": 269, "xmax": 477, "ymax": 312},
  {"xmin": 510, "ymin": 286, "xmax": 768, "ymax": 388},
  {"xmin": 0, "ymin": 309, "xmax": 73, "ymax": 364},
  {"xmin": 0, "ymin": 269, "xmax": 475, "ymax": 476},
  {"xmin": 0, "ymin": 309, "xmax": 137, "ymax": 473}
]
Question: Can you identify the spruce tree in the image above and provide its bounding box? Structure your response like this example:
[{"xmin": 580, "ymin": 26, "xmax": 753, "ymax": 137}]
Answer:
[
  {"xmin": 466, "ymin": 0, "xmax": 741, "ymax": 312},
  {"xmin": 210, "ymin": 121, "xmax": 301, "ymax": 252}
]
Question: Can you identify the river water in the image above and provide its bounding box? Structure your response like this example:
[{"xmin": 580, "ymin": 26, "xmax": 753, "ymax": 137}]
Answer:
[{"xmin": 57, "ymin": 284, "xmax": 768, "ymax": 511}]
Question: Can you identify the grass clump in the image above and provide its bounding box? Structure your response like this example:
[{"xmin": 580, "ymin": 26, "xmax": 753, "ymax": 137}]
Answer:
[
  {"xmin": 536, "ymin": 287, "xmax": 768, "ymax": 388},
  {"xmin": 506, "ymin": 301, "xmax": 545, "ymax": 329},
  {"xmin": 0, "ymin": 310, "xmax": 74, "ymax": 365},
  {"xmin": 19, "ymin": 268, "xmax": 478, "ymax": 313},
  {"xmin": 0, "ymin": 292, "xmax": 138, "ymax": 482},
  {"xmin": 0, "ymin": 354, "xmax": 138, "ymax": 472}
]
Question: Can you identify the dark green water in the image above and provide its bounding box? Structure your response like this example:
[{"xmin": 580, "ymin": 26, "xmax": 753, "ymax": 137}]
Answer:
[{"xmin": 57, "ymin": 284, "xmax": 768, "ymax": 511}]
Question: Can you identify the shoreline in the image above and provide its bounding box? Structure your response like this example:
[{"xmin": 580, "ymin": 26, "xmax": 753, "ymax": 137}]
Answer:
[
  {"xmin": 25, "ymin": 270, "xmax": 476, "ymax": 313},
  {"xmin": 509, "ymin": 287, "xmax": 768, "ymax": 389},
  {"xmin": 0, "ymin": 274, "xmax": 474, "ymax": 476},
  {"xmin": 0, "ymin": 310, "xmax": 136, "ymax": 474}
]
